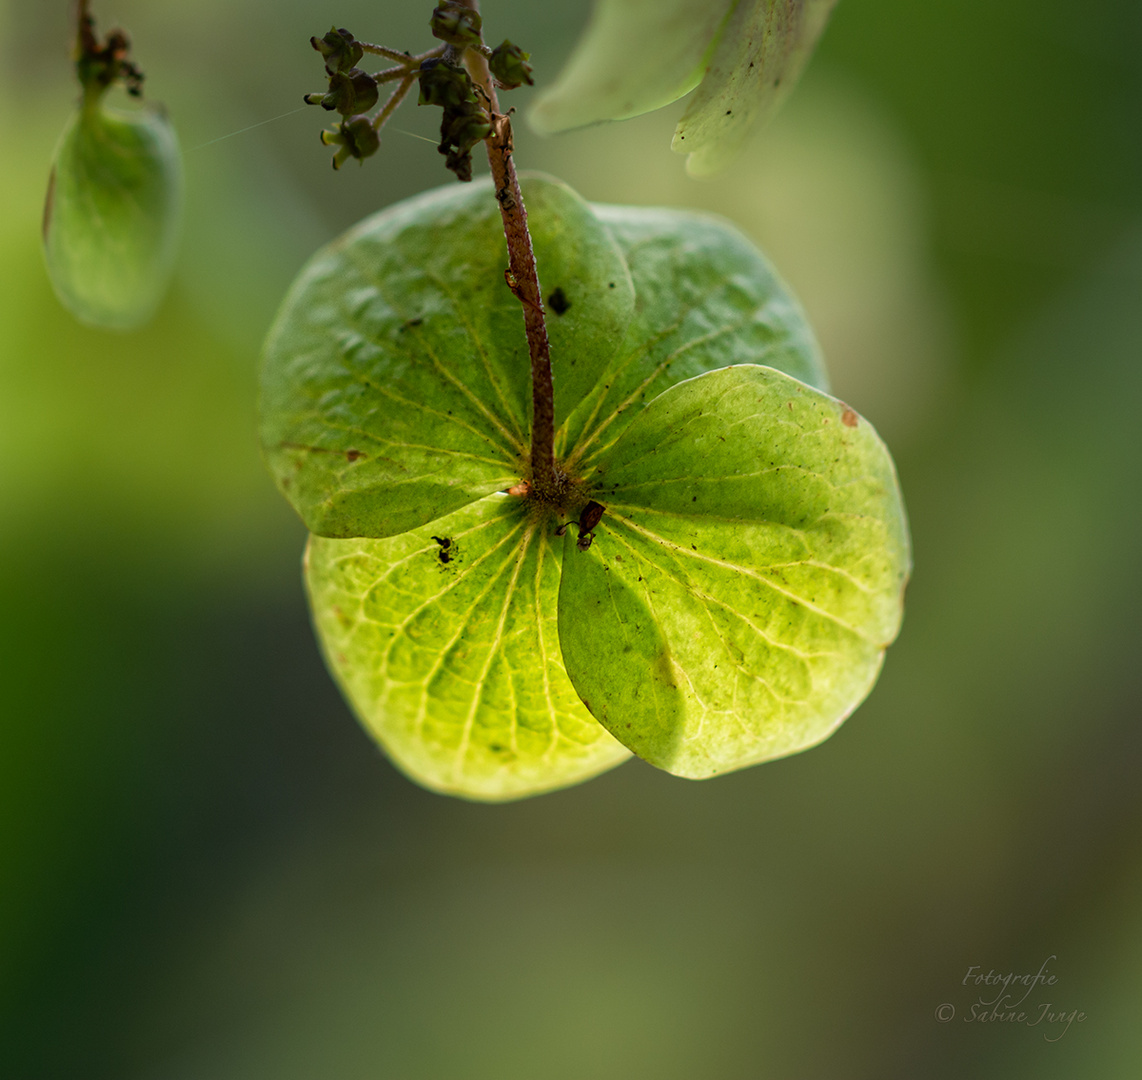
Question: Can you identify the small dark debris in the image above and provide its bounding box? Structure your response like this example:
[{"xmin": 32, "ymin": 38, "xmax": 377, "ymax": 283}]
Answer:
[
  {"xmin": 400, "ymin": 318, "xmax": 423, "ymax": 332},
  {"xmin": 431, "ymin": 535, "xmax": 455, "ymax": 565},
  {"xmin": 555, "ymin": 500, "xmax": 606, "ymax": 551},
  {"xmin": 345, "ymin": 449, "xmax": 364, "ymax": 462},
  {"xmin": 608, "ymin": 282, "xmax": 615, "ymax": 288},
  {"xmin": 548, "ymin": 287, "xmax": 571, "ymax": 315},
  {"xmin": 580, "ymin": 499, "xmax": 605, "ymax": 533},
  {"xmin": 725, "ymin": 110, "xmax": 732, "ymax": 116}
]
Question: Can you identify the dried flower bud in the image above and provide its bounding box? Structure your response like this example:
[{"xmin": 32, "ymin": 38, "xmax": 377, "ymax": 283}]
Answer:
[
  {"xmin": 321, "ymin": 114, "xmax": 380, "ymax": 169},
  {"xmin": 310, "ymin": 26, "xmax": 364, "ymax": 74},
  {"xmin": 429, "ymin": 2, "xmax": 483, "ymax": 47},
  {"xmin": 305, "ymin": 68, "xmax": 378, "ymax": 116},
  {"xmin": 75, "ymin": 5, "xmax": 144, "ymax": 97},
  {"xmin": 437, "ymin": 100, "xmax": 492, "ymax": 182},
  {"xmin": 489, "ymin": 40, "xmax": 533, "ymax": 90},
  {"xmin": 418, "ymin": 58, "xmax": 478, "ymax": 109}
]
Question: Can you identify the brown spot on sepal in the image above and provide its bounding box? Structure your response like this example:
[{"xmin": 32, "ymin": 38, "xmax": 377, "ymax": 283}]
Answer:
[{"xmin": 841, "ymin": 407, "xmax": 859, "ymax": 428}]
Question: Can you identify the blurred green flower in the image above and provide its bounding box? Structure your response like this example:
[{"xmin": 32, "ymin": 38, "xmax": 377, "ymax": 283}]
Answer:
[
  {"xmin": 530, "ymin": 0, "xmax": 836, "ymax": 176},
  {"xmin": 43, "ymin": 1, "xmax": 182, "ymax": 330},
  {"xmin": 489, "ymin": 40, "xmax": 534, "ymax": 90}
]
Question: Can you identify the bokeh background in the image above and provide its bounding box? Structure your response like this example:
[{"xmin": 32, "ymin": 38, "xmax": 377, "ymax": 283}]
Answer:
[{"xmin": 3, "ymin": 1, "xmax": 1141, "ymax": 1076}]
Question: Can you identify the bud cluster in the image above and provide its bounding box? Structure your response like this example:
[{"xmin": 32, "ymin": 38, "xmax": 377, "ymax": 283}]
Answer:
[
  {"xmin": 306, "ymin": 28, "xmax": 383, "ymax": 169},
  {"xmin": 303, "ymin": 7, "xmax": 534, "ymax": 180}
]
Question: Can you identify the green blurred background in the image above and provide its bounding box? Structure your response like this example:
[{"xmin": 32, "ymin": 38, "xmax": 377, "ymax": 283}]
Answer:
[{"xmin": 2, "ymin": 1, "xmax": 1141, "ymax": 1076}]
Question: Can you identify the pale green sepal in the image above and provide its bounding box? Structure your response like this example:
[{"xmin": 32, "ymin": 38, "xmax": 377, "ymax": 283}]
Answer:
[
  {"xmin": 529, "ymin": 0, "xmax": 736, "ymax": 135},
  {"xmin": 306, "ymin": 494, "xmax": 632, "ymax": 801},
  {"xmin": 260, "ymin": 176, "xmax": 633, "ymax": 538},
  {"xmin": 558, "ymin": 364, "xmax": 909, "ymax": 778},
  {"xmin": 43, "ymin": 103, "xmax": 183, "ymax": 330},
  {"xmin": 673, "ymin": 0, "xmax": 837, "ymax": 176},
  {"xmin": 560, "ymin": 203, "xmax": 827, "ymax": 467}
]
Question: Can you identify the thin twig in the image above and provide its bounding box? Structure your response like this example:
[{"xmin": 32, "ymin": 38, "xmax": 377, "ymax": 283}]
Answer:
[
  {"xmin": 360, "ymin": 41, "xmax": 421, "ymax": 63},
  {"xmin": 361, "ymin": 41, "xmax": 446, "ymax": 64},
  {"xmin": 372, "ymin": 74, "xmax": 418, "ymax": 133},
  {"xmin": 373, "ymin": 65, "xmax": 416, "ymax": 84}
]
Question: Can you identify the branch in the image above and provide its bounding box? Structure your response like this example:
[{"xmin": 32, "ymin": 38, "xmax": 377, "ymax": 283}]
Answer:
[{"xmin": 454, "ymin": 1, "xmax": 557, "ymax": 497}]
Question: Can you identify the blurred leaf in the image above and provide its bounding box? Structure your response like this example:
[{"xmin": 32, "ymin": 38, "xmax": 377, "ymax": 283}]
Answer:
[
  {"xmin": 529, "ymin": 0, "xmax": 735, "ymax": 134},
  {"xmin": 43, "ymin": 101, "xmax": 182, "ymax": 330},
  {"xmin": 674, "ymin": 0, "xmax": 837, "ymax": 176},
  {"xmin": 559, "ymin": 364, "xmax": 909, "ymax": 776},
  {"xmin": 531, "ymin": 0, "xmax": 836, "ymax": 176}
]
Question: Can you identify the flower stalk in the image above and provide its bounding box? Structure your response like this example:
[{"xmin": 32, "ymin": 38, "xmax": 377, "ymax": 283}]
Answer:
[{"xmin": 449, "ymin": 1, "xmax": 556, "ymax": 496}]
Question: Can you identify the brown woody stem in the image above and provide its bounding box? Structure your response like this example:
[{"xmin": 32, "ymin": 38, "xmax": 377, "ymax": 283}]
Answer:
[{"xmin": 456, "ymin": 1, "xmax": 557, "ymax": 496}]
